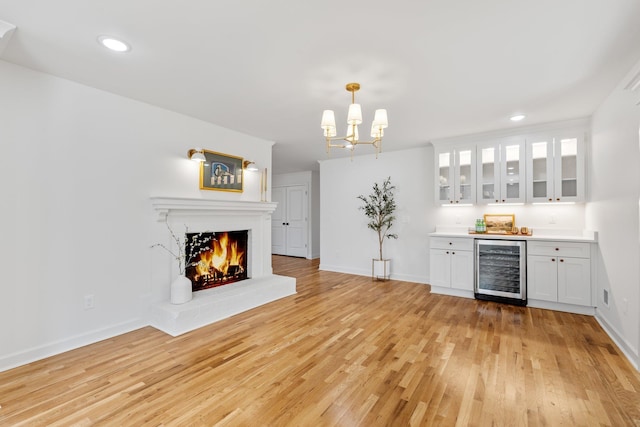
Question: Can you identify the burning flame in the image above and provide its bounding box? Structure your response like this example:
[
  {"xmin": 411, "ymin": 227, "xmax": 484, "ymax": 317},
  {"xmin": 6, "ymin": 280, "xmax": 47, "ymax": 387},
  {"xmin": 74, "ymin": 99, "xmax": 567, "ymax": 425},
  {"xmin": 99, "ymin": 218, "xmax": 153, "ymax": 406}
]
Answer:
[{"xmin": 193, "ymin": 232, "xmax": 245, "ymax": 282}]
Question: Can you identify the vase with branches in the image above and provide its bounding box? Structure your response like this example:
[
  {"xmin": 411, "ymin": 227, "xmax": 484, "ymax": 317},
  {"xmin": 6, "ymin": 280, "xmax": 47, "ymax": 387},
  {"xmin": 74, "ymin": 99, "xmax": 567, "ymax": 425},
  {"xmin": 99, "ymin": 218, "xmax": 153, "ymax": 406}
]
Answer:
[
  {"xmin": 357, "ymin": 176, "xmax": 398, "ymax": 261},
  {"xmin": 151, "ymin": 220, "xmax": 213, "ymax": 304}
]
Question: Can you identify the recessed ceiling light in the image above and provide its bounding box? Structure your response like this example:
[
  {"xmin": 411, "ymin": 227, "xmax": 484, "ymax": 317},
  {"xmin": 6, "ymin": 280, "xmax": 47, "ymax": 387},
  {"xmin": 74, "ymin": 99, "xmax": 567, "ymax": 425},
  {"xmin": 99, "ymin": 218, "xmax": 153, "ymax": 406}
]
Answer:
[
  {"xmin": 97, "ymin": 35, "xmax": 131, "ymax": 52},
  {"xmin": 510, "ymin": 114, "xmax": 525, "ymax": 122}
]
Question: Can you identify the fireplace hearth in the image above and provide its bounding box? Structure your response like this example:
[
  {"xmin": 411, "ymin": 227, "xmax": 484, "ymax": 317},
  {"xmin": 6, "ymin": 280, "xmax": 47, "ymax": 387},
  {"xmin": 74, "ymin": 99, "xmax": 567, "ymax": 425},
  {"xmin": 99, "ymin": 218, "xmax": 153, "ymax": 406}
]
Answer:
[{"xmin": 186, "ymin": 230, "xmax": 249, "ymax": 291}]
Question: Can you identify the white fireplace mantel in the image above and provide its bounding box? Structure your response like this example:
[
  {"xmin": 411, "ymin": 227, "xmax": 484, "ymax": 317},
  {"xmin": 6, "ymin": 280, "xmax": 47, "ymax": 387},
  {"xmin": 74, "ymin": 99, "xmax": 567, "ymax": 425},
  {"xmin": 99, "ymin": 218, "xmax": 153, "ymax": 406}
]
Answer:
[
  {"xmin": 150, "ymin": 197, "xmax": 278, "ymax": 221},
  {"xmin": 148, "ymin": 196, "xmax": 295, "ymax": 336}
]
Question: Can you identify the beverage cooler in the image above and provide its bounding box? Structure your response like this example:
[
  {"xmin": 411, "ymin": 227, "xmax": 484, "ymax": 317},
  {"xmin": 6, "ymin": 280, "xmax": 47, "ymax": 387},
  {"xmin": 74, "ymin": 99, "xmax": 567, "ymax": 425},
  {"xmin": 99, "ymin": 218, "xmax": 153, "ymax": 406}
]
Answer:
[{"xmin": 475, "ymin": 239, "xmax": 526, "ymax": 306}]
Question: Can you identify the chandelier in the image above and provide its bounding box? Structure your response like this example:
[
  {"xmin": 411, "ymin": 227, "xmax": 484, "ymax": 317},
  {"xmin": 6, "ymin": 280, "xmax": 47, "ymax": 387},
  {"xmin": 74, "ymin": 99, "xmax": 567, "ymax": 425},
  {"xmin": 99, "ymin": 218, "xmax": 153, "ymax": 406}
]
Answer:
[{"xmin": 321, "ymin": 82, "xmax": 388, "ymax": 157}]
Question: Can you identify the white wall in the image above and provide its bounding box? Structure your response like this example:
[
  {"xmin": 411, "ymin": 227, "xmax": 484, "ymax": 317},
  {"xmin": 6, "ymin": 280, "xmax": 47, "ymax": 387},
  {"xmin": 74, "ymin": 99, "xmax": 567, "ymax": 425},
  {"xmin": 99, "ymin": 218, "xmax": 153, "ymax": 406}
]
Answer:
[
  {"xmin": 272, "ymin": 171, "xmax": 320, "ymax": 259},
  {"xmin": 586, "ymin": 59, "xmax": 640, "ymax": 368},
  {"xmin": 0, "ymin": 60, "xmax": 273, "ymax": 371},
  {"xmin": 319, "ymin": 147, "xmax": 434, "ymax": 283},
  {"xmin": 318, "ymin": 144, "xmax": 589, "ymax": 284}
]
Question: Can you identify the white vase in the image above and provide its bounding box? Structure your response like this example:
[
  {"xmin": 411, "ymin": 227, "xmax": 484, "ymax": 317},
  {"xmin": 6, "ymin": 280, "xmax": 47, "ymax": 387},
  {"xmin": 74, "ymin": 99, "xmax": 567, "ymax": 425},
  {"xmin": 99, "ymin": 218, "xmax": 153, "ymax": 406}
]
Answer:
[
  {"xmin": 372, "ymin": 259, "xmax": 391, "ymax": 281},
  {"xmin": 170, "ymin": 275, "xmax": 192, "ymax": 304}
]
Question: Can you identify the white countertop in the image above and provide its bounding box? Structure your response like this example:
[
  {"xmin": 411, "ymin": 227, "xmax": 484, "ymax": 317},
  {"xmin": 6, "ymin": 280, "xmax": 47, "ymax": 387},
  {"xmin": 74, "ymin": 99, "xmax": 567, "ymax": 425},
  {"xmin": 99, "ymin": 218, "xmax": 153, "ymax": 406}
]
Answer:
[{"xmin": 429, "ymin": 226, "xmax": 597, "ymax": 242}]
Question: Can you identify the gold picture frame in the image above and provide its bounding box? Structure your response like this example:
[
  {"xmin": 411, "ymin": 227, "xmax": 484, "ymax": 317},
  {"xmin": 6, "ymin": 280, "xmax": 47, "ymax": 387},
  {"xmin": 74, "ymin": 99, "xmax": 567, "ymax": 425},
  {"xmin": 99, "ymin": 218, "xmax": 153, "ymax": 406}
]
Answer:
[
  {"xmin": 199, "ymin": 150, "xmax": 244, "ymax": 192},
  {"xmin": 483, "ymin": 214, "xmax": 515, "ymax": 233}
]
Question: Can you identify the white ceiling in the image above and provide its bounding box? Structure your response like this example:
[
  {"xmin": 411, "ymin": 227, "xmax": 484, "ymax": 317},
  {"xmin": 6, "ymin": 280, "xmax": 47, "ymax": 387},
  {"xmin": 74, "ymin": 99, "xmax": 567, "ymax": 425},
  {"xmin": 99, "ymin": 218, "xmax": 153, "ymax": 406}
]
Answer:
[{"xmin": 1, "ymin": 1, "xmax": 640, "ymax": 174}]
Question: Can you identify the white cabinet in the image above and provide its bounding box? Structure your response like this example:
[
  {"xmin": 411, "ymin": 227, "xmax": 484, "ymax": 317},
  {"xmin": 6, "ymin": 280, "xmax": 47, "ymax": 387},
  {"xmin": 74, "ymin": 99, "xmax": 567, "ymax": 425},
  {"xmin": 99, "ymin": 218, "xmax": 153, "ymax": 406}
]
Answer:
[
  {"xmin": 434, "ymin": 145, "xmax": 476, "ymax": 205},
  {"xmin": 429, "ymin": 237, "xmax": 474, "ymax": 291},
  {"xmin": 477, "ymin": 138, "xmax": 526, "ymax": 204},
  {"xmin": 271, "ymin": 185, "xmax": 308, "ymax": 257},
  {"xmin": 526, "ymin": 131, "xmax": 585, "ymax": 203},
  {"xmin": 527, "ymin": 241, "xmax": 591, "ymax": 306}
]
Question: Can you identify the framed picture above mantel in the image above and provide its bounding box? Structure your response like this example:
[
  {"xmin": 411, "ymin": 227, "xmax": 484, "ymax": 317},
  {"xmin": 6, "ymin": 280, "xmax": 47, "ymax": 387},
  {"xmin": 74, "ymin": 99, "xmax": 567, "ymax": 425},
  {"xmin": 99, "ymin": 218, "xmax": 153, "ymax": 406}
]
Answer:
[{"xmin": 199, "ymin": 150, "xmax": 244, "ymax": 192}]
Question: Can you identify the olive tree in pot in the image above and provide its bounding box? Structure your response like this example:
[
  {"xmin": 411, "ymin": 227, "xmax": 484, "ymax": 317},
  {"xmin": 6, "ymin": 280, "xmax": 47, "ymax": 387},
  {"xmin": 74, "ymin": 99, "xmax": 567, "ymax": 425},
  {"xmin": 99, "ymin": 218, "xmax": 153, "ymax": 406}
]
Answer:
[{"xmin": 357, "ymin": 176, "xmax": 398, "ymax": 280}]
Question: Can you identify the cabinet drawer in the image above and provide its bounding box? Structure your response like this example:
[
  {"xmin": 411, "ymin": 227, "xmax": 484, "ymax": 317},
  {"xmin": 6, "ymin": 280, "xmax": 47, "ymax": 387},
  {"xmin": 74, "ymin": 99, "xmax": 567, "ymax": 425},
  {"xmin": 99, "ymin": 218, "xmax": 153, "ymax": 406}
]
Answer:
[
  {"xmin": 527, "ymin": 241, "xmax": 590, "ymax": 258},
  {"xmin": 430, "ymin": 237, "xmax": 474, "ymax": 251}
]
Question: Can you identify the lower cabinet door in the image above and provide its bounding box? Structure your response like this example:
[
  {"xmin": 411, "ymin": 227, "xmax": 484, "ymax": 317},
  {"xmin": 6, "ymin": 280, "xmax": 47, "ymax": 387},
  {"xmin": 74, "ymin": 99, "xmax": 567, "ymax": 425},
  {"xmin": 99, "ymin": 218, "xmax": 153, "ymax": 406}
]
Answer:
[
  {"xmin": 557, "ymin": 257, "xmax": 591, "ymax": 306},
  {"xmin": 429, "ymin": 249, "xmax": 451, "ymax": 288},
  {"xmin": 450, "ymin": 250, "xmax": 474, "ymax": 291},
  {"xmin": 527, "ymin": 255, "xmax": 558, "ymax": 302}
]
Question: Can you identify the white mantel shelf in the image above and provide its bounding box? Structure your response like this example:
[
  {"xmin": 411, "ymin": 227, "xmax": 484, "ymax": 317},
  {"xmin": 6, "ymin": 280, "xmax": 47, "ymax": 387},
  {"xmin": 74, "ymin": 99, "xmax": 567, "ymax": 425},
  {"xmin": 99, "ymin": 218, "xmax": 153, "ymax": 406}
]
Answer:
[{"xmin": 150, "ymin": 197, "xmax": 278, "ymax": 221}]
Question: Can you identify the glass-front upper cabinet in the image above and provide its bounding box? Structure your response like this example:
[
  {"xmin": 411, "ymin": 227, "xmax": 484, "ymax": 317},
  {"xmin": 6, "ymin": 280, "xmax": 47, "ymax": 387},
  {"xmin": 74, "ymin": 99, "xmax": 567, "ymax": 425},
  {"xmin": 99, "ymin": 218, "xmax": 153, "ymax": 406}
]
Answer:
[
  {"xmin": 437, "ymin": 151, "xmax": 453, "ymax": 204},
  {"xmin": 434, "ymin": 145, "xmax": 476, "ymax": 205},
  {"xmin": 478, "ymin": 143, "xmax": 499, "ymax": 204},
  {"xmin": 476, "ymin": 138, "xmax": 525, "ymax": 204},
  {"xmin": 500, "ymin": 139, "xmax": 526, "ymax": 203},
  {"xmin": 556, "ymin": 136, "xmax": 581, "ymax": 200},
  {"xmin": 526, "ymin": 132, "xmax": 584, "ymax": 203}
]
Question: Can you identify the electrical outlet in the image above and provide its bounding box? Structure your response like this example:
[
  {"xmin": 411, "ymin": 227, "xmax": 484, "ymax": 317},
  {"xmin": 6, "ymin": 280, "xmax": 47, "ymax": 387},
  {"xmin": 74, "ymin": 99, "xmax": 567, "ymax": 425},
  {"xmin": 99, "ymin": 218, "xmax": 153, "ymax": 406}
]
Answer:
[{"xmin": 84, "ymin": 295, "xmax": 95, "ymax": 310}]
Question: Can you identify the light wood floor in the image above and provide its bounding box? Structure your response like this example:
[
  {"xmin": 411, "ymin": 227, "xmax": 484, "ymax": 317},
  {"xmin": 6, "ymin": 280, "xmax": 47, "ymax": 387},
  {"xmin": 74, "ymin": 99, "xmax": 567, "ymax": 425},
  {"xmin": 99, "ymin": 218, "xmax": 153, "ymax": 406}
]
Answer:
[{"xmin": 1, "ymin": 256, "xmax": 640, "ymax": 426}]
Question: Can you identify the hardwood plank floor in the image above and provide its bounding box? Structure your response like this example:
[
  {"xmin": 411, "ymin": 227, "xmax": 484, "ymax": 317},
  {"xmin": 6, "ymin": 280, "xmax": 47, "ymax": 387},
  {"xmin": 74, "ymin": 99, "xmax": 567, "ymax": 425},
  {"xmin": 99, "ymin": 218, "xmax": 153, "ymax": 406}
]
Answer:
[{"xmin": 1, "ymin": 255, "xmax": 639, "ymax": 426}]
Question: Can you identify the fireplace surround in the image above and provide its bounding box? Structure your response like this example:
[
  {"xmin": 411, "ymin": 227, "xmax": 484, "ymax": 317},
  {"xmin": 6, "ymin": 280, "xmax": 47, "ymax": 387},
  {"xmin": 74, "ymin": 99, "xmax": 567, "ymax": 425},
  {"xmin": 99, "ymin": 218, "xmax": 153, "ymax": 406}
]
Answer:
[{"xmin": 149, "ymin": 197, "xmax": 297, "ymax": 336}]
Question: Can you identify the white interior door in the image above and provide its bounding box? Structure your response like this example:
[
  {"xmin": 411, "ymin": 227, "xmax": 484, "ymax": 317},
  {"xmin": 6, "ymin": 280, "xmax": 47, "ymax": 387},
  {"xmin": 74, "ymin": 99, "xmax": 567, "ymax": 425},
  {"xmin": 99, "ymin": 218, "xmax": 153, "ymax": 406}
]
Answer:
[
  {"xmin": 271, "ymin": 185, "xmax": 308, "ymax": 257},
  {"xmin": 284, "ymin": 186, "xmax": 307, "ymax": 257}
]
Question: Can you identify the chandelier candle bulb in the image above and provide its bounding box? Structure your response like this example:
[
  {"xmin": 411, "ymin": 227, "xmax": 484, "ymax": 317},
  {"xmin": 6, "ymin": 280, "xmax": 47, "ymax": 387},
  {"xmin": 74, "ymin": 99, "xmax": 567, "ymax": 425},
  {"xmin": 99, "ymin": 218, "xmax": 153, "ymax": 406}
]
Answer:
[
  {"xmin": 321, "ymin": 110, "xmax": 336, "ymax": 129},
  {"xmin": 374, "ymin": 109, "xmax": 388, "ymax": 127},
  {"xmin": 347, "ymin": 104, "xmax": 363, "ymax": 124}
]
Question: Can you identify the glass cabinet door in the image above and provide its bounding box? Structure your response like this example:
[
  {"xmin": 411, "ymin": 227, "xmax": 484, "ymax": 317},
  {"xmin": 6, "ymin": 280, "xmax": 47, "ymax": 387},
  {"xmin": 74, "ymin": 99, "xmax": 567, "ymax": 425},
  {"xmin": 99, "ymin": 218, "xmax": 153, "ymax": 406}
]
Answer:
[
  {"xmin": 477, "ymin": 144, "xmax": 500, "ymax": 204},
  {"xmin": 526, "ymin": 138, "xmax": 554, "ymax": 203},
  {"xmin": 500, "ymin": 140, "xmax": 525, "ymax": 203},
  {"xmin": 555, "ymin": 137, "xmax": 579, "ymax": 200},
  {"xmin": 455, "ymin": 148, "xmax": 475, "ymax": 204},
  {"xmin": 437, "ymin": 151, "xmax": 453, "ymax": 204}
]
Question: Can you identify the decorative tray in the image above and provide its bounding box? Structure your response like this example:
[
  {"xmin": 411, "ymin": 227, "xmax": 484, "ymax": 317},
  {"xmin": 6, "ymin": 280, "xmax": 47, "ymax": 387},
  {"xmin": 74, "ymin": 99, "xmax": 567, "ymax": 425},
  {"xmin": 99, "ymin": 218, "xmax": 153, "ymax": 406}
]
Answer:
[{"xmin": 468, "ymin": 230, "xmax": 533, "ymax": 236}]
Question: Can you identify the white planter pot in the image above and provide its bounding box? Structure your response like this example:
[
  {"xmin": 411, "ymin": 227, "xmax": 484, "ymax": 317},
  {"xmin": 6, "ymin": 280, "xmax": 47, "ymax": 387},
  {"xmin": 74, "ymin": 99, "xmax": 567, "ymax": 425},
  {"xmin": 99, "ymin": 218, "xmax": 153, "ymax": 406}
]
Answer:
[
  {"xmin": 170, "ymin": 275, "xmax": 193, "ymax": 304},
  {"xmin": 372, "ymin": 259, "xmax": 391, "ymax": 281}
]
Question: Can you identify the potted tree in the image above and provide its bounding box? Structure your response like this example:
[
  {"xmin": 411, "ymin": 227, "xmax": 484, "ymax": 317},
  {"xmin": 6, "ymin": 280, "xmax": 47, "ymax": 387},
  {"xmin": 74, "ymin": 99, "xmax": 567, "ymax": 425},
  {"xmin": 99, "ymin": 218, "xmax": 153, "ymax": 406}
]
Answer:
[{"xmin": 357, "ymin": 176, "xmax": 398, "ymax": 280}]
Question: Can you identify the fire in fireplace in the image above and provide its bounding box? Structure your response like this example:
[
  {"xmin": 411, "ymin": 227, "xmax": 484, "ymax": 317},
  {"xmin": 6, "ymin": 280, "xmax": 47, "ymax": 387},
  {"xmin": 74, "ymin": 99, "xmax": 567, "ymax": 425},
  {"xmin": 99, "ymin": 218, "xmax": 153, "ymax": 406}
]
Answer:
[{"xmin": 185, "ymin": 230, "xmax": 249, "ymax": 292}]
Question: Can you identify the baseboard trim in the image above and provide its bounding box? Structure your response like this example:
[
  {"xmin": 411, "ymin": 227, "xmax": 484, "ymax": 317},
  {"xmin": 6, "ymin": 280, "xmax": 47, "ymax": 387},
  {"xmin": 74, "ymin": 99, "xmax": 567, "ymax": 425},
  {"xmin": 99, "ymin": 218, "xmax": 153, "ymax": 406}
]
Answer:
[
  {"xmin": 0, "ymin": 318, "xmax": 146, "ymax": 373},
  {"xmin": 429, "ymin": 286, "xmax": 475, "ymax": 299},
  {"xmin": 595, "ymin": 311, "xmax": 639, "ymax": 371},
  {"xmin": 318, "ymin": 264, "xmax": 427, "ymax": 284}
]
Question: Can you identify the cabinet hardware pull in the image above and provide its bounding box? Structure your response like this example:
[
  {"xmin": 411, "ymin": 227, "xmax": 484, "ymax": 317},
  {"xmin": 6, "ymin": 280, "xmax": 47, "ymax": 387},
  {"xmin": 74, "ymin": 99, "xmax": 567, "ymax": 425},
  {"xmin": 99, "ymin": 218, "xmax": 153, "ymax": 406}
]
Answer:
[
  {"xmin": 446, "ymin": 251, "xmax": 449, "ymax": 254},
  {"xmin": 495, "ymin": 199, "xmax": 499, "ymax": 203},
  {"xmin": 452, "ymin": 252, "xmax": 455, "ymax": 255},
  {"xmin": 557, "ymin": 198, "xmax": 560, "ymax": 201},
  {"xmin": 551, "ymin": 258, "xmax": 556, "ymax": 262},
  {"xmin": 548, "ymin": 198, "xmax": 552, "ymax": 201},
  {"xmin": 555, "ymin": 248, "xmax": 559, "ymax": 251},
  {"xmin": 560, "ymin": 259, "xmax": 564, "ymax": 262},
  {"xmin": 502, "ymin": 199, "xmax": 505, "ymax": 202}
]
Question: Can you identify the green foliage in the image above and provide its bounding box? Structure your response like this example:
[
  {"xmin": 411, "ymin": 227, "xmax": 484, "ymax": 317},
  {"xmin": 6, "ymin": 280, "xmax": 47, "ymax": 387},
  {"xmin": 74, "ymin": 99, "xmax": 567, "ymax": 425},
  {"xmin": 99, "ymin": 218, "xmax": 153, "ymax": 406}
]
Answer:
[{"xmin": 357, "ymin": 177, "xmax": 398, "ymax": 260}]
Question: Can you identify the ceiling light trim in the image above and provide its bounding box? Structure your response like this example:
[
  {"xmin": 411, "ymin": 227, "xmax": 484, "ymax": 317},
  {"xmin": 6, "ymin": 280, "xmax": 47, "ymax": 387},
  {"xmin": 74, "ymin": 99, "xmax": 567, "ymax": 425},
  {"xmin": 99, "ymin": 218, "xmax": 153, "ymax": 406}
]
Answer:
[{"xmin": 97, "ymin": 35, "xmax": 131, "ymax": 53}]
